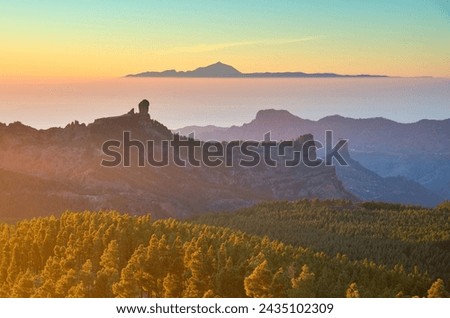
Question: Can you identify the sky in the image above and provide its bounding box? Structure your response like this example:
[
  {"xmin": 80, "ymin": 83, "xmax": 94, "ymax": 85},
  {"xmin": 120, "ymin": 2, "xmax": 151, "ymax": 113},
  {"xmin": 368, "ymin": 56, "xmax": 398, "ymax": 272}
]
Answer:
[{"xmin": 0, "ymin": 0, "xmax": 449, "ymax": 79}]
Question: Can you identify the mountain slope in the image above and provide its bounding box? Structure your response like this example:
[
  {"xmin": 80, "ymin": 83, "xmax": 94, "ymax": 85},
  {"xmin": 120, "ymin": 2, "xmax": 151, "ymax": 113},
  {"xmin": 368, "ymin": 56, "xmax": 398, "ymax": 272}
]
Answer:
[
  {"xmin": 335, "ymin": 144, "xmax": 443, "ymax": 207},
  {"xmin": 0, "ymin": 168, "xmax": 92, "ymax": 220},
  {"xmin": 176, "ymin": 109, "xmax": 450, "ymax": 201},
  {"xmin": 189, "ymin": 61, "xmax": 241, "ymax": 77},
  {"xmin": 0, "ymin": 107, "xmax": 352, "ymax": 219}
]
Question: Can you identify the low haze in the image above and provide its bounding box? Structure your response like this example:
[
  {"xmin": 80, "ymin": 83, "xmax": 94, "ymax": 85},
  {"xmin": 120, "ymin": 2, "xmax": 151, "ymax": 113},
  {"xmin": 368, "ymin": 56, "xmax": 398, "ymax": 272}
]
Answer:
[{"xmin": 0, "ymin": 77, "xmax": 448, "ymax": 129}]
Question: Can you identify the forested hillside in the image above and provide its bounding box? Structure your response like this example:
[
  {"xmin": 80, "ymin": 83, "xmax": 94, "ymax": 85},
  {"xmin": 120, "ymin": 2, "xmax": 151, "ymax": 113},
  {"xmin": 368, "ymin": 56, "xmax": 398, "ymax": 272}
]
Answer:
[
  {"xmin": 195, "ymin": 200, "xmax": 450, "ymax": 284},
  {"xmin": 0, "ymin": 210, "xmax": 446, "ymax": 298}
]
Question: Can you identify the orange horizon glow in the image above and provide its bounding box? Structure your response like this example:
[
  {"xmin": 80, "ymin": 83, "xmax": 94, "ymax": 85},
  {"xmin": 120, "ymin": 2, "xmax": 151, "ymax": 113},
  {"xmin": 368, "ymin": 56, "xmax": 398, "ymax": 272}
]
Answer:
[{"xmin": 0, "ymin": 2, "xmax": 449, "ymax": 80}]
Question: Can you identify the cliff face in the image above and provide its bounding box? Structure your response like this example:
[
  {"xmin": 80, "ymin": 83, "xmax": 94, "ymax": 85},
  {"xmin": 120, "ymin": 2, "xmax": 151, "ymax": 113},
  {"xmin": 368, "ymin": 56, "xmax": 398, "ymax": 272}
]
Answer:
[{"xmin": 0, "ymin": 109, "xmax": 353, "ymax": 219}]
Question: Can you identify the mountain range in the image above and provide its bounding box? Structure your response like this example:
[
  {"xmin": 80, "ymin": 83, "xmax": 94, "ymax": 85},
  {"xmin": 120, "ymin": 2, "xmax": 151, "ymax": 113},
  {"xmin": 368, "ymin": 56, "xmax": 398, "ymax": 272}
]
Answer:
[
  {"xmin": 0, "ymin": 109, "xmax": 352, "ymax": 220},
  {"xmin": 126, "ymin": 62, "xmax": 388, "ymax": 78},
  {"xmin": 176, "ymin": 109, "xmax": 450, "ymax": 205},
  {"xmin": 1, "ymin": 105, "xmax": 446, "ymax": 221}
]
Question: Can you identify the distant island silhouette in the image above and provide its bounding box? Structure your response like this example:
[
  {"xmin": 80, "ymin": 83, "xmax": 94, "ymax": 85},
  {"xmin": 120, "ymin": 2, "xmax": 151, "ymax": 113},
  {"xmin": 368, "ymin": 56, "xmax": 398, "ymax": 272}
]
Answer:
[{"xmin": 126, "ymin": 62, "xmax": 388, "ymax": 78}]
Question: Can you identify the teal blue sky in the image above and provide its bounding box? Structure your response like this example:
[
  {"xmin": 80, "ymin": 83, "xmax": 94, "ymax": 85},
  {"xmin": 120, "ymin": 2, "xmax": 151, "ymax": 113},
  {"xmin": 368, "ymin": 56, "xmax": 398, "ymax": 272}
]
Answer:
[{"xmin": 1, "ymin": 0, "xmax": 449, "ymax": 78}]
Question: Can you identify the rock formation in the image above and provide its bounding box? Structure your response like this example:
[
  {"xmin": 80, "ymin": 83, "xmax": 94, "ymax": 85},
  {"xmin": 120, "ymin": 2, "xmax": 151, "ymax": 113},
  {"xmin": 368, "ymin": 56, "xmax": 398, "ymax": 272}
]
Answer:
[{"xmin": 138, "ymin": 99, "xmax": 150, "ymax": 116}]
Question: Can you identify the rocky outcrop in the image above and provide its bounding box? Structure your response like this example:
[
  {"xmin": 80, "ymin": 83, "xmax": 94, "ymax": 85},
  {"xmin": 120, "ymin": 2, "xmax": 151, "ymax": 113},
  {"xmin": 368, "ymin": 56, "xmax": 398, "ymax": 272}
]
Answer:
[
  {"xmin": 138, "ymin": 99, "xmax": 150, "ymax": 116},
  {"xmin": 0, "ymin": 103, "xmax": 353, "ymax": 219}
]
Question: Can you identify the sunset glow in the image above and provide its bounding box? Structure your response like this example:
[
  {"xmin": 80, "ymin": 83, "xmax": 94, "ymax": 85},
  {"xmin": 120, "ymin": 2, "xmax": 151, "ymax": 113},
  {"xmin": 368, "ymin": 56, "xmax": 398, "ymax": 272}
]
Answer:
[{"xmin": 1, "ymin": 1, "xmax": 449, "ymax": 80}]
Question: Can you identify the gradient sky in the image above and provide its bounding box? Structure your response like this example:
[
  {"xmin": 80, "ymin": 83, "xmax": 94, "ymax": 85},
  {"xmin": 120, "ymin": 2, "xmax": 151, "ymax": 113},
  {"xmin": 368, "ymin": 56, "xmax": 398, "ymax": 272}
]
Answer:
[{"xmin": 0, "ymin": 0, "xmax": 449, "ymax": 79}]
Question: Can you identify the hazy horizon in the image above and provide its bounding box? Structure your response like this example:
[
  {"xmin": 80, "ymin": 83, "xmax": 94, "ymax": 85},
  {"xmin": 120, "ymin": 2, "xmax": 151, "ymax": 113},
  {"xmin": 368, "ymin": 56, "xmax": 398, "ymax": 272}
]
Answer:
[
  {"xmin": 1, "ymin": 1, "xmax": 448, "ymax": 130},
  {"xmin": 1, "ymin": 77, "xmax": 449, "ymax": 130}
]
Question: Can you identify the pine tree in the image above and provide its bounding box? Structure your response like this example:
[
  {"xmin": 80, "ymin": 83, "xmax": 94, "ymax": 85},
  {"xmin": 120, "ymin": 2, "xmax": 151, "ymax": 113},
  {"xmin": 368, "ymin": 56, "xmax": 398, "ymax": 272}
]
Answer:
[
  {"xmin": 346, "ymin": 282, "xmax": 361, "ymax": 298},
  {"xmin": 215, "ymin": 257, "xmax": 245, "ymax": 297},
  {"xmin": 244, "ymin": 259, "xmax": 272, "ymax": 298},
  {"xmin": 289, "ymin": 264, "xmax": 316, "ymax": 297},
  {"xmin": 7, "ymin": 244, "xmax": 22, "ymax": 285},
  {"xmin": 427, "ymin": 279, "xmax": 449, "ymax": 298},
  {"xmin": 79, "ymin": 259, "xmax": 95, "ymax": 297},
  {"xmin": 144, "ymin": 234, "xmax": 160, "ymax": 294},
  {"xmin": 203, "ymin": 289, "xmax": 218, "ymax": 298},
  {"xmin": 0, "ymin": 283, "xmax": 11, "ymax": 297},
  {"xmin": 11, "ymin": 270, "xmax": 35, "ymax": 297},
  {"xmin": 33, "ymin": 256, "xmax": 63, "ymax": 297},
  {"xmin": 162, "ymin": 273, "xmax": 183, "ymax": 298},
  {"xmin": 68, "ymin": 282, "xmax": 86, "ymax": 298},
  {"xmin": 95, "ymin": 240, "xmax": 120, "ymax": 297},
  {"xmin": 0, "ymin": 242, "xmax": 11, "ymax": 283},
  {"xmin": 184, "ymin": 248, "xmax": 210, "ymax": 297},
  {"xmin": 113, "ymin": 245, "xmax": 148, "ymax": 298},
  {"xmin": 270, "ymin": 267, "xmax": 290, "ymax": 297},
  {"xmin": 55, "ymin": 268, "xmax": 77, "ymax": 297}
]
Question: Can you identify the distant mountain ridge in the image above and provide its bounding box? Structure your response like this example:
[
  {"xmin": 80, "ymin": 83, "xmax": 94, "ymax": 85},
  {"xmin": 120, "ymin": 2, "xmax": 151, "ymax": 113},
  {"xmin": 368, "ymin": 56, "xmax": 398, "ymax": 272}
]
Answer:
[
  {"xmin": 126, "ymin": 62, "xmax": 388, "ymax": 78},
  {"xmin": 175, "ymin": 109, "xmax": 450, "ymax": 204},
  {"xmin": 175, "ymin": 109, "xmax": 450, "ymax": 154}
]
